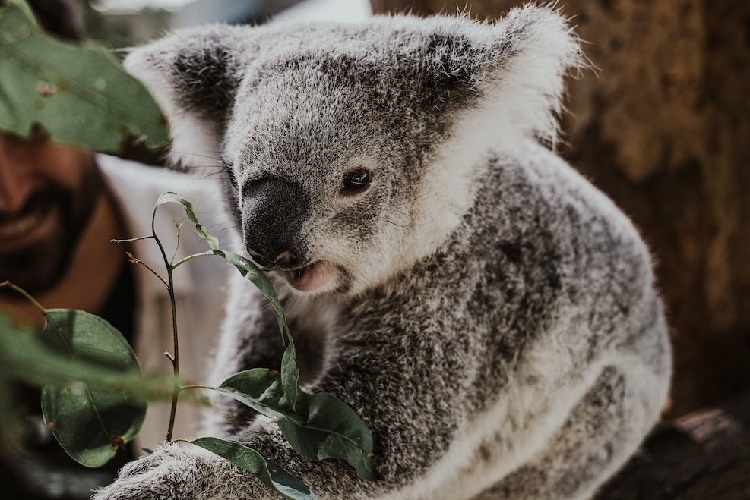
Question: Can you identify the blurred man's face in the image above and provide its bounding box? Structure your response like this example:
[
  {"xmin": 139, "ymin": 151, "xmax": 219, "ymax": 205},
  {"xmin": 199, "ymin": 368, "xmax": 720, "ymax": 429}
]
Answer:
[{"xmin": 0, "ymin": 128, "xmax": 102, "ymax": 295}]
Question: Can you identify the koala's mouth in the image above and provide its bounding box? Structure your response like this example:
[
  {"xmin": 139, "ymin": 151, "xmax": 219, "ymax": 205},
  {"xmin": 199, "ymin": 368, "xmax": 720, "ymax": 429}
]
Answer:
[{"xmin": 283, "ymin": 261, "xmax": 337, "ymax": 292}]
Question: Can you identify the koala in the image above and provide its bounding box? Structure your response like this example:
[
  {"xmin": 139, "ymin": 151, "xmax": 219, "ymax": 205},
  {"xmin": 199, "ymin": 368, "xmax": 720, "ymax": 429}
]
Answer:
[{"xmin": 96, "ymin": 5, "xmax": 671, "ymax": 500}]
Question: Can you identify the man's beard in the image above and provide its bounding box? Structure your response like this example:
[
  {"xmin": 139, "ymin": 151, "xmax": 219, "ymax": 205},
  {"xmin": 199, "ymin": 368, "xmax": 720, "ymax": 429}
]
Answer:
[{"xmin": 0, "ymin": 160, "xmax": 104, "ymax": 296}]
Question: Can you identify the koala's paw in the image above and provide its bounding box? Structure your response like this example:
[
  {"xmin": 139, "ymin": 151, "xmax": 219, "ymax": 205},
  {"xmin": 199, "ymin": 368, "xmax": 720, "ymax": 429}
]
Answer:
[{"xmin": 92, "ymin": 442, "xmax": 223, "ymax": 500}]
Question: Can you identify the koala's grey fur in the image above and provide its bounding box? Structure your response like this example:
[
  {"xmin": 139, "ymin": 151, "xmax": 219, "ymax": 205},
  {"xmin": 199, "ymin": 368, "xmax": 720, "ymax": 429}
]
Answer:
[{"xmin": 97, "ymin": 5, "xmax": 671, "ymax": 500}]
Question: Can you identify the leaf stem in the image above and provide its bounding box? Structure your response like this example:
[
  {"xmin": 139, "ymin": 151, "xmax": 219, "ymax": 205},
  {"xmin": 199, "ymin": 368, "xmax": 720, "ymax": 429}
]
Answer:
[
  {"xmin": 179, "ymin": 384, "xmax": 211, "ymax": 391},
  {"xmin": 172, "ymin": 250, "xmax": 216, "ymax": 268},
  {"xmin": 111, "ymin": 236, "xmax": 153, "ymax": 244},
  {"xmin": 170, "ymin": 222, "xmax": 183, "ymax": 263},
  {"xmin": 0, "ymin": 281, "xmax": 47, "ymax": 314}
]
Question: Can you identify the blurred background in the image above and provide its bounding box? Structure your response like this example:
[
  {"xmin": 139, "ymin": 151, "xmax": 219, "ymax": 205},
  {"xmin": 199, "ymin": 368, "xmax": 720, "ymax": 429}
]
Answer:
[
  {"xmin": 73, "ymin": 0, "xmax": 750, "ymax": 420},
  {"xmin": 82, "ymin": 0, "xmax": 371, "ymax": 48}
]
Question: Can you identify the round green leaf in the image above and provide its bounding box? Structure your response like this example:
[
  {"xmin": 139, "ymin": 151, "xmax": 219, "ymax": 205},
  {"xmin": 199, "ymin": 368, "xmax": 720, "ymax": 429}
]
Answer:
[{"xmin": 40, "ymin": 309, "xmax": 146, "ymax": 467}]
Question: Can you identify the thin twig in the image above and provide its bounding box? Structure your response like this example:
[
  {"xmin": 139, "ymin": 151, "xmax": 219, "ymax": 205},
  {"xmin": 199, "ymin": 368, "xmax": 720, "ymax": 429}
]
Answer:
[
  {"xmin": 111, "ymin": 237, "xmax": 169, "ymax": 288},
  {"xmin": 124, "ymin": 252, "xmax": 168, "ymax": 288},
  {"xmin": 111, "ymin": 235, "xmax": 153, "ymax": 244},
  {"xmin": 151, "ymin": 211, "xmax": 181, "ymax": 443}
]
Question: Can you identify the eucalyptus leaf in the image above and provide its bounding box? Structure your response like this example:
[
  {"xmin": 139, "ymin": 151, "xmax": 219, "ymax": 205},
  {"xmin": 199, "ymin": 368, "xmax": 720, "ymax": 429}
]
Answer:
[
  {"xmin": 193, "ymin": 437, "xmax": 319, "ymax": 500},
  {"xmin": 0, "ymin": 312, "xmax": 33, "ymax": 447},
  {"xmin": 280, "ymin": 342, "xmax": 302, "ymax": 410},
  {"xmin": 216, "ymin": 249, "xmax": 300, "ymax": 409},
  {"xmin": 153, "ymin": 193, "xmax": 301, "ymax": 415},
  {"xmin": 217, "ymin": 371, "xmax": 376, "ymax": 480},
  {"xmin": 0, "ymin": 0, "xmax": 168, "ymax": 150},
  {"xmin": 277, "ymin": 392, "xmax": 376, "ymax": 480},
  {"xmin": 155, "ymin": 192, "xmax": 220, "ymax": 251},
  {"xmin": 212, "ymin": 370, "xmax": 288, "ymax": 421},
  {"xmin": 40, "ymin": 309, "xmax": 146, "ymax": 467}
]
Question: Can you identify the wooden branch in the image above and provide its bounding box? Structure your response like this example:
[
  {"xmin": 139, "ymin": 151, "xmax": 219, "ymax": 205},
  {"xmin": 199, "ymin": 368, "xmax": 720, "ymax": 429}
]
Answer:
[{"xmin": 597, "ymin": 391, "xmax": 750, "ymax": 499}]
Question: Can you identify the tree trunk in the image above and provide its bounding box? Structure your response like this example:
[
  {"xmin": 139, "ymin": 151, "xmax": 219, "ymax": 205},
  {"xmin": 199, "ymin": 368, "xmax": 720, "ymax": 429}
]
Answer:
[
  {"xmin": 371, "ymin": 0, "xmax": 750, "ymax": 419},
  {"xmin": 596, "ymin": 391, "xmax": 750, "ymax": 499}
]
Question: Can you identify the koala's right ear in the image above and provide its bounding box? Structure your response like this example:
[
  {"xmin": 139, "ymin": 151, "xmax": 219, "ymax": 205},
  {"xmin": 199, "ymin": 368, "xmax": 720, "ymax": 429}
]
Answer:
[{"xmin": 124, "ymin": 25, "xmax": 252, "ymax": 169}]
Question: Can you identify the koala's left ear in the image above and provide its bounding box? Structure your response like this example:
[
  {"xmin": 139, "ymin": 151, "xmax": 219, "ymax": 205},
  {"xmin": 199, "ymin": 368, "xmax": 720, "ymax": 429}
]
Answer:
[{"xmin": 124, "ymin": 25, "xmax": 253, "ymax": 169}]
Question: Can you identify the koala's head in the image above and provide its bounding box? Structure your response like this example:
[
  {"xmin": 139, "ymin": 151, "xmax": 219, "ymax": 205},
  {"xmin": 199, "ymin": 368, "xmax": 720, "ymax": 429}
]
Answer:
[{"xmin": 126, "ymin": 6, "xmax": 580, "ymax": 297}]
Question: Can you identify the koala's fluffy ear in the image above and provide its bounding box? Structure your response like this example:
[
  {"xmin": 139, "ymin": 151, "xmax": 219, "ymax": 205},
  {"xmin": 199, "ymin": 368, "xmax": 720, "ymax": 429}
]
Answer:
[
  {"xmin": 387, "ymin": 6, "xmax": 582, "ymax": 145},
  {"xmin": 419, "ymin": 6, "xmax": 581, "ymax": 146},
  {"xmin": 124, "ymin": 25, "xmax": 251, "ymax": 169},
  {"xmin": 480, "ymin": 5, "xmax": 584, "ymax": 145}
]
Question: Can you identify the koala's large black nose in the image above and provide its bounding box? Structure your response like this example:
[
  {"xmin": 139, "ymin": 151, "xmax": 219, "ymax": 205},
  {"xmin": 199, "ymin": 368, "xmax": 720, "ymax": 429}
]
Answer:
[{"xmin": 242, "ymin": 177, "xmax": 309, "ymax": 269}]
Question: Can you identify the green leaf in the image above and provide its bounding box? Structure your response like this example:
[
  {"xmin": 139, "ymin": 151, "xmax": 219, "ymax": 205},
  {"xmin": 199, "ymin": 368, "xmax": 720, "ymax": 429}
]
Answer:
[
  {"xmin": 155, "ymin": 192, "xmax": 220, "ymax": 251},
  {"xmin": 279, "ymin": 341, "xmax": 301, "ymax": 410},
  {"xmin": 212, "ymin": 369, "xmax": 289, "ymax": 421},
  {"xmin": 216, "ymin": 250, "xmax": 302, "ymax": 410},
  {"xmin": 216, "ymin": 371, "xmax": 376, "ymax": 480},
  {"xmin": 39, "ymin": 309, "xmax": 146, "ymax": 467},
  {"xmin": 0, "ymin": 0, "xmax": 168, "ymax": 150},
  {"xmin": 153, "ymin": 193, "xmax": 286, "ymax": 333},
  {"xmin": 277, "ymin": 393, "xmax": 376, "ymax": 480},
  {"xmin": 192, "ymin": 437, "xmax": 319, "ymax": 500},
  {"xmin": 0, "ymin": 313, "xmax": 32, "ymax": 448},
  {"xmin": 215, "ymin": 250, "xmax": 285, "ymax": 325}
]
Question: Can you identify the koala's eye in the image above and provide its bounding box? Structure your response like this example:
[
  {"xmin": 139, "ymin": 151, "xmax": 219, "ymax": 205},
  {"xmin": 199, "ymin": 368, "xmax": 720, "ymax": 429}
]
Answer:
[{"xmin": 340, "ymin": 168, "xmax": 371, "ymax": 195}]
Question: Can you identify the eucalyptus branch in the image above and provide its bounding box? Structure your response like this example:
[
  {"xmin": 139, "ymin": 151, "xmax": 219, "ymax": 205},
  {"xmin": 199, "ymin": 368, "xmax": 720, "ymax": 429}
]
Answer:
[
  {"xmin": 150, "ymin": 210, "xmax": 182, "ymax": 443},
  {"xmin": 127, "ymin": 251, "xmax": 168, "ymax": 288}
]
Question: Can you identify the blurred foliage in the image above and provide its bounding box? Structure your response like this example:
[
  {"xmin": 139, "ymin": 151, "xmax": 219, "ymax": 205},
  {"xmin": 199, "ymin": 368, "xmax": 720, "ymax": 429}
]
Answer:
[
  {"xmin": 0, "ymin": 0, "xmax": 169, "ymax": 151},
  {"xmin": 81, "ymin": 0, "xmax": 172, "ymax": 52},
  {"xmin": 0, "ymin": 310, "xmax": 178, "ymax": 455}
]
